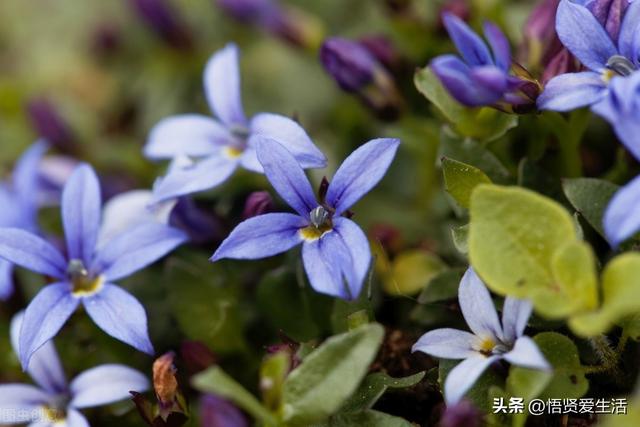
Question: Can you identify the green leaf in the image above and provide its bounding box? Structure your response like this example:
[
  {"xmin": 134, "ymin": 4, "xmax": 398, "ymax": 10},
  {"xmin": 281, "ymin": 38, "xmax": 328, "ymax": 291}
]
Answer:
[
  {"xmin": 439, "ymin": 128, "xmax": 511, "ymax": 184},
  {"xmin": 192, "ymin": 366, "xmax": 278, "ymax": 426},
  {"xmin": 414, "ymin": 67, "xmax": 518, "ymax": 142},
  {"xmin": 468, "ymin": 184, "xmax": 579, "ymax": 312},
  {"xmin": 506, "ymin": 362, "xmax": 554, "ymax": 427},
  {"xmin": 546, "ymin": 240, "xmax": 599, "ymax": 317},
  {"xmin": 311, "ymin": 410, "xmax": 413, "ymax": 427},
  {"xmin": 166, "ymin": 257, "xmax": 245, "ymax": 353},
  {"xmin": 340, "ymin": 371, "xmax": 426, "ymax": 412},
  {"xmin": 442, "ymin": 157, "xmax": 492, "ymax": 209},
  {"xmin": 532, "ymin": 332, "xmax": 588, "ymax": 400},
  {"xmin": 570, "ymin": 253, "xmax": 640, "ymax": 337},
  {"xmin": 562, "ymin": 178, "xmax": 618, "ymax": 237},
  {"xmin": 451, "ymin": 224, "xmax": 469, "ymax": 254},
  {"xmin": 417, "ymin": 268, "xmax": 464, "ymax": 304},
  {"xmin": 382, "ymin": 249, "xmax": 445, "ymax": 296},
  {"xmin": 257, "ymin": 268, "xmax": 332, "ymax": 342},
  {"xmin": 282, "ymin": 323, "xmax": 385, "ymax": 425},
  {"xmin": 260, "ymin": 350, "xmax": 291, "ymax": 413}
]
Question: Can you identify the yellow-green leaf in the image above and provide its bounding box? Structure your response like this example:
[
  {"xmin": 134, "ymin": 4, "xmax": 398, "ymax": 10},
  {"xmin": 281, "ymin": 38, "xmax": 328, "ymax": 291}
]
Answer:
[
  {"xmin": 442, "ymin": 157, "xmax": 491, "ymax": 209},
  {"xmin": 469, "ymin": 184, "xmax": 577, "ymax": 305}
]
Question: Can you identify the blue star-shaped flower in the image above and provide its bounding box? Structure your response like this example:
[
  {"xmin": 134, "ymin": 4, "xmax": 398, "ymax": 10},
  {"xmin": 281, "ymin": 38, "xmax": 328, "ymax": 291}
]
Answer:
[{"xmin": 211, "ymin": 137, "xmax": 399, "ymax": 300}]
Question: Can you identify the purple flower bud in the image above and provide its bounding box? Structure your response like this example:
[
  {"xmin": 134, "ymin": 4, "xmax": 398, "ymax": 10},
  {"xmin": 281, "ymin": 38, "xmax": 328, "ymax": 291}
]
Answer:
[
  {"xmin": 200, "ymin": 394, "xmax": 248, "ymax": 427},
  {"xmin": 524, "ymin": 0, "xmax": 560, "ymax": 47},
  {"xmin": 587, "ymin": 0, "xmax": 630, "ymax": 42},
  {"xmin": 242, "ymin": 191, "xmax": 273, "ymax": 219},
  {"xmin": 216, "ymin": 0, "xmax": 322, "ymax": 49},
  {"xmin": 180, "ymin": 341, "xmax": 217, "ymax": 375},
  {"xmin": 216, "ymin": 0, "xmax": 276, "ymax": 23},
  {"xmin": 358, "ymin": 35, "xmax": 402, "ymax": 71},
  {"xmin": 26, "ymin": 98, "xmax": 77, "ymax": 154},
  {"xmin": 439, "ymin": 400, "xmax": 482, "ymax": 427},
  {"xmin": 320, "ymin": 38, "xmax": 378, "ymax": 92},
  {"xmin": 541, "ymin": 48, "xmax": 581, "ymax": 83},
  {"xmin": 129, "ymin": 0, "xmax": 193, "ymax": 50},
  {"xmin": 439, "ymin": 0, "xmax": 470, "ymax": 25},
  {"xmin": 169, "ymin": 197, "xmax": 225, "ymax": 244},
  {"xmin": 320, "ymin": 37, "xmax": 404, "ymax": 120}
]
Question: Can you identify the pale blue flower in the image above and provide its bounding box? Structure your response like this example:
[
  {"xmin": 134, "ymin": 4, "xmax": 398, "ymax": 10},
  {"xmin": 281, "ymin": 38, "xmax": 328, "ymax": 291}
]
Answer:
[{"xmin": 412, "ymin": 269, "xmax": 550, "ymax": 405}]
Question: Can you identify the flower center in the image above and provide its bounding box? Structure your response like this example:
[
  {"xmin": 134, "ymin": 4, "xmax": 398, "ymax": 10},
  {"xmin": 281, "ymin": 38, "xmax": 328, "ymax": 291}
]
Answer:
[
  {"xmin": 606, "ymin": 55, "xmax": 636, "ymax": 77},
  {"xmin": 474, "ymin": 336, "xmax": 497, "ymax": 356},
  {"xmin": 67, "ymin": 259, "xmax": 103, "ymax": 296},
  {"xmin": 299, "ymin": 206, "xmax": 333, "ymax": 241}
]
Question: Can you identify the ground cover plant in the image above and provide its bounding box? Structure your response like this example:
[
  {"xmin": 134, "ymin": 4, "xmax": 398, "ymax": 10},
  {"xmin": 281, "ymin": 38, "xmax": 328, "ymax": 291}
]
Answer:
[{"xmin": 0, "ymin": 0, "xmax": 640, "ymax": 425}]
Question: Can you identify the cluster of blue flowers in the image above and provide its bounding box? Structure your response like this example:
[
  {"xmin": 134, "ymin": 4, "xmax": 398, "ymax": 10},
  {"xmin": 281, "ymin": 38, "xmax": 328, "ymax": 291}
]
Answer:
[
  {"xmin": 433, "ymin": 0, "xmax": 640, "ymax": 248},
  {"xmin": 0, "ymin": 42, "xmax": 401, "ymax": 425}
]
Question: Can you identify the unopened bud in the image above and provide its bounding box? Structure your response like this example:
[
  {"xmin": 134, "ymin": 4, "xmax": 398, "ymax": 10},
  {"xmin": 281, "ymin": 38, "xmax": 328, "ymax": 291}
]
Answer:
[
  {"xmin": 153, "ymin": 352, "xmax": 178, "ymax": 410},
  {"xmin": 129, "ymin": 0, "xmax": 193, "ymax": 50},
  {"xmin": 242, "ymin": 191, "xmax": 273, "ymax": 219},
  {"xmin": 26, "ymin": 98, "xmax": 77, "ymax": 154},
  {"xmin": 320, "ymin": 37, "xmax": 403, "ymax": 120}
]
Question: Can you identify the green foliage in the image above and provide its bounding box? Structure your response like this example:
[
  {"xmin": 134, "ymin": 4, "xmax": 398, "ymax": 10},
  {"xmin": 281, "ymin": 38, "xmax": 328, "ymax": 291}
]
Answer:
[
  {"xmin": 414, "ymin": 67, "xmax": 518, "ymax": 142},
  {"xmin": 468, "ymin": 184, "xmax": 581, "ymax": 312},
  {"xmin": 165, "ymin": 255, "xmax": 246, "ymax": 354},
  {"xmin": 340, "ymin": 371, "xmax": 426, "ymax": 412},
  {"xmin": 562, "ymin": 178, "xmax": 618, "ymax": 237},
  {"xmin": 192, "ymin": 366, "xmax": 279, "ymax": 426},
  {"xmin": 531, "ymin": 332, "xmax": 588, "ymax": 400},
  {"xmin": 310, "ymin": 410, "xmax": 413, "ymax": 427},
  {"xmin": 381, "ymin": 249, "xmax": 446, "ymax": 296},
  {"xmin": 442, "ymin": 157, "xmax": 492, "ymax": 209},
  {"xmin": 281, "ymin": 323, "xmax": 385, "ymax": 425},
  {"xmin": 570, "ymin": 254, "xmax": 640, "ymax": 337}
]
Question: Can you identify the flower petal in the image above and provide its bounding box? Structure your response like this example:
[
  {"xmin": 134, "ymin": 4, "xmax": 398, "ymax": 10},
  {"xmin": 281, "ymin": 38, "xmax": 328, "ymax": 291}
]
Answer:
[
  {"xmin": 458, "ymin": 268, "xmax": 503, "ymax": 342},
  {"xmin": 0, "ymin": 385, "xmax": 49, "ymax": 423},
  {"xmin": 19, "ymin": 283, "xmax": 78, "ymax": 370},
  {"xmin": 97, "ymin": 190, "xmax": 176, "ymax": 248},
  {"xmin": 62, "ymin": 164, "xmax": 101, "ymax": 265},
  {"xmin": 70, "ymin": 364, "xmax": 149, "ymax": 408},
  {"xmin": 431, "ymin": 55, "xmax": 506, "ymax": 106},
  {"xmin": 592, "ymin": 73, "xmax": 640, "ymax": 161},
  {"xmin": 0, "ymin": 259, "xmax": 14, "ymax": 300},
  {"xmin": 412, "ymin": 328, "xmax": 478, "ymax": 359},
  {"xmin": 211, "ymin": 213, "xmax": 305, "ymax": 260},
  {"xmin": 249, "ymin": 113, "xmax": 327, "ymax": 169},
  {"xmin": 0, "ymin": 228, "xmax": 66, "ymax": 278},
  {"xmin": 537, "ymin": 71, "xmax": 606, "ymax": 111},
  {"xmin": 11, "ymin": 312, "xmax": 67, "ymax": 394},
  {"xmin": 442, "ymin": 13, "xmax": 493, "ymax": 66},
  {"xmin": 501, "ymin": 297, "xmax": 533, "ymax": 345},
  {"xmin": 255, "ymin": 137, "xmax": 318, "ymax": 217},
  {"xmin": 145, "ymin": 115, "xmax": 233, "ymax": 160},
  {"xmin": 444, "ymin": 355, "xmax": 500, "ymax": 405},
  {"xmin": 503, "ymin": 336, "xmax": 551, "ymax": 371},
  {"xmin": 65, "ymin": 409, "xmax": 90, "ymax": 427},
  {"xmin": 83, "ymin": 284, "xmax": 154, "ymax": 355},
  {"xmin": 332, "ymin": 217, "xmax": 372, "ymax": 299},
  {"xmin": 603, "ymin": 175, "xmax": 640, "ymax": 247},
  {"xmin": 95, "ymin": 223, "xmax": 187, "ymax": 281},
  {"xmin": 151, "ymin": 155, "xmax": 239, "ymax": 202},
  {"xmin": 326, "ymin": 138, "xmax": 400, "ymax": 215},
  {"xmin": 556, "ymin": 0, "xmax": 617, "ymax": 71},
  {"xmin": 301, "ymin": 238, "xmax": 345, "ymax": 298},
  {"xmin": 618, "ymin": 0, "xmax": 640, "ymax": 62},
  {"xmin": 204, "ymin": 43, "xmax": 247, "ymax": 126},
  {"xmin": 483, "ymin": 21, "xmax": 511, "ymax": 71}
]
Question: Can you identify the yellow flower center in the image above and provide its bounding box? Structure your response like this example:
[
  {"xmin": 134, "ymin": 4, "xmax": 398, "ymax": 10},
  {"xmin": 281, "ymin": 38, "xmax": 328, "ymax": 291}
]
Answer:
[
  {"xmin": 299, "ymin": 225, "xmax": 332, "ymax": 242},
  {"xmin": 474, "ymin": 336, "xmax": 496, "ymax": 356},
  {"xmin": 224, "ymin": 146, "xmax": 243, "ymax": 159},
  {"xmin": 42, "ymin": 405, "xmax": 66, "ymax": 423}
]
